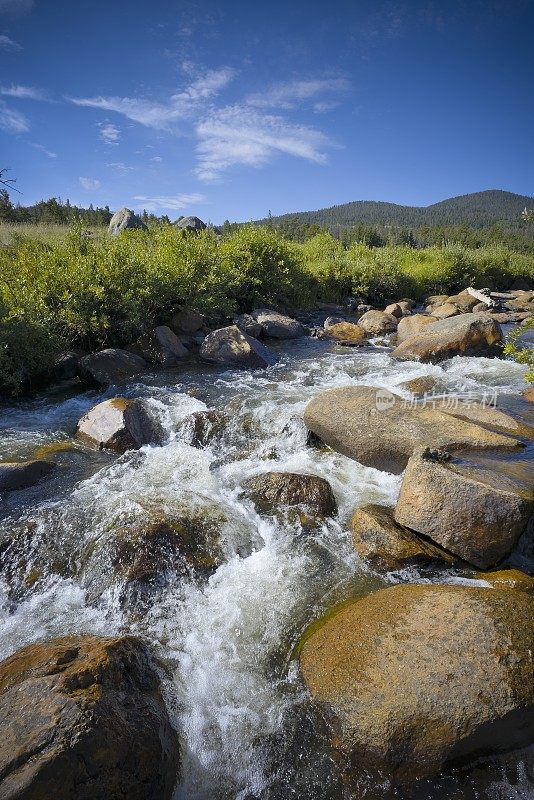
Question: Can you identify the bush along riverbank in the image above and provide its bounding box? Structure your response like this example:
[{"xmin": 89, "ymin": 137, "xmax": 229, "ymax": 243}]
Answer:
[
  {"xmin": 1, "ymin": 220, "xmax": 533, "ymax": 395},
  {"xmin": 0, "ymin": 276, "xmax": 533, "ymax": 798}
]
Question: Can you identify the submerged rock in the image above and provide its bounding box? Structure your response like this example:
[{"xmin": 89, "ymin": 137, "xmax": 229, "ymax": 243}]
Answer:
[
  {"xmin": 357, "ymin": 310, "xmax": 398, "ymax": 335},
  {"xmin": 78, "ymin": 348, "xmax": 147, "ymax": 386},
  {"xmin": 299, "ymin": 583, "xmax": 534, "ymax": 785},
  {"xmin": 350, "ymin": 504, "xmax": 454, "ymax": 570},
  {"xmin": 200, "ymin": 325, "xmax": 278, "ymax": 369},
  {"xmin": 108, "ymin": 207, "xmax": 148, "ymax": 236},
  {"xmin": 131, "ymin": 325, "xmax": 188, "ymax": 366},
  {"xmin": 0, "ymin": 460, "xmax": 55, "ymax": 492},
  {"xmin": 391, "ymin": 313, "xmax": 504, "ymax": 362},
  {"xmin": 399, "ymin": 375, "xmax": 438, "ymax": 397},
  {"xmin": 394, "ymin": 448, "xmax": 533, "ymax": 568},
  {"xmin": 183, "ymin": 409, "xmax": 227, "ymax": 447},
  {"xmin": 303, "ymin": 386, "xmax": 521, "ymax": 474},
  {"xmin": 252, "ymin": 309, "xmax": 306, "ymax": 339},
  {"xmin": 244, "ymin": 471, "xmax": 337, "ymax": 526},
  {"xmin": 76, "ymin": 397, "xmax": 164, "ymax": 452},
  {"xmin": 0, "ymin": 635, "xmax": 180, "ymax": 800}
]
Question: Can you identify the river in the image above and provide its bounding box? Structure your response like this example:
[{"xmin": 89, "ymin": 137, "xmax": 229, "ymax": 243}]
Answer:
[{"xmin": 0, "ymin": 337, "xmax": 532, "ymax": 799}]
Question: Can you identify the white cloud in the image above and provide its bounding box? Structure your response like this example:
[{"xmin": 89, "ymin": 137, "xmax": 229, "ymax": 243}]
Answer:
[
  {"xmin": 0, "ymin": 84, "xmax": 48, "ymax": 100},
  {"xmin": 106, "ymin": 162, "xmax": 133, "ymax": 172},
  {"xmin": 150, "ymin": 156, "xmax": 163, "ymax": 162},
  {"xmin": 31, "ymin": 142, "xmax": 56, "ymax": 158},
  {"xmin": 98, "ymin": 121, "xmax": 120, "ymax": 144},
  {"xmin": 79, "ymin": 176, "xmax": 101, "ymax": 191},
  {"xmin": 0, "ymin": 98, "xmax": 28, "ymax": 132},
  {"xmin": 132, "ymin": 193, "xmax": 207, "ymax": 212},
  {"xmin": 246, "ymin": 78, "xmax": 350, "ymax": 110},
  {"xmin": 0, "ymin": 34, "xmax": 20, "ymax": 49},
  {"xmin": 69, "ymin": 67, "xmax": 235, "ymax": 130},
  {"xmin": 195, "ymin": 106, "xmax": 332, "ymax": 182}
]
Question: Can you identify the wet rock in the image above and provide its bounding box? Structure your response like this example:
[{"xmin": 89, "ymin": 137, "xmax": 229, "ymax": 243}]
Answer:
[
  {"xmin": 324, "ymin": 321, "xmax": 366, "ymax": 343},
  {"xmin": 169, "ymin": 308, "xmax": 206, "ymax": 334},
  {"xmin": 108, "ymin": 207, "xmax": 148, "ymax": 236},
  {"xmin": 174, "ymin": 215, "xmax": 207, "ymax": 234},
  {"xmin": 0, "ymin": 635, "xmax": 180, "ymax": 800},
  {"xmin": 78, "ymin": 348, "xmax": 147, "ymax": 386},
  {"xmin": 478, "ymin": 568, "xmax": 534, "ymax": 594},
  {"xmin": 357, "ymin": 310, "xmax": 398, "ymax": 335},
  {"xmin": 446, "ymin": 291, "xmax": 480, "ymax": 312},
  {"xmin": 394, "ymin": 448, "xmax": 533, "ymax": 568},
  {"xmin": 350, "ymin": 504, "xmax": 454, "ymax": 570},
  {"xmin": 244, "ymin": 471, "xmax": 337, "ymax": 525},
  {"xmin": 432, "ymin": 302, "xmax": 461, "ymax": 319},
  {"xmin": 131, "ymin": 325, "xmax": 188, "ymax": 366},
  {"xmin": 76, "ymin": 398, "xmax": 164, "ymax": 453},
  {"xmin": 0, "ymin": 460, "xmax": 55, "ymax": 492},
  {"xmin": 233, "ymin": 313, "xmax": 263, "ymax": 338},
  {"xmin": 303, "ymin": 386, "xmax": 521, "ymax": 474},
  {"xmin": 299, "ymin": 583, "xmax": 534, "ymax": 785},
  {"xmin": 399, "ymin": 375, "xmax": 438, "ymax": 397},
  {"xmin": 396, "ymin": 313, "xmax": 438, "ymax": 343},
  {"xmin": 252, "ymin": 309, "xmax": 306, "ymax": 339},
  {"xmin": 184, "ymin": 410, "xmax": 227, "ymax": 447},
  {"xmin": 107, "ymin": 516, "xmax": 222, "ymax": 606},
  {"xmin": 200, "ymin": 325, "xmax": 278, "ymax": 369},
  {"xmin": 391, "ymin": 313, "xmax": 504, "ymax": 362}
]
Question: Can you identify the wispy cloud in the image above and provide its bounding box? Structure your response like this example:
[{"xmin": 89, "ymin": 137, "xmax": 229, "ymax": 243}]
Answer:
[
  {"xmin": 246, "ymin": 78, "xmax": 350, "ymax": 110},
  {"xmin": 106, "ymin": 162, "xmax": 134, "ymax": 172},
  {"xmin": 31, "ymin": 142, "xmax": 56, "ymax": 158},
  {"xmin": 69, "ymin": 67, "xmax": 236, "ymax": 130},
  {"xmin": 195, "ymin": 105, "xmax": 333, "ymax": 182},
  {"xmin": 150, "ymin": 156, "xmax": 163, "ymax": 162},
  {"xmin": 0, "ymin": 33, "xmax": 20, "ymax": 49},
  {"xmin": 79, "ymin": 176, "xmax": 101, "ymax": 191},
  {"xmin": 0, "ymin": 84, "xmax": 48, "ymax": 100},
  {"xmin": 98, "ymin": 121, "xmax": 120, "ymax": 144},
  {"xmin": 0, "ymin": 98, "xmax": 28, "ymax": 132},
  {"xmin": 132, "ymin": 193, "xmax": 207, "ymax": 211}
]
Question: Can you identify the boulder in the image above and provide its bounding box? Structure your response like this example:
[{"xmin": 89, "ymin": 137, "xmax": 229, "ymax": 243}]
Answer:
[
  {"xmin": 394, "ymin": 448, "xmax": 533, "ymax": 568},
  {"xmin": 506, "ymin": 293, "xmax": 534, "ymax": 312},
  {"xmin": 76, "ymin": 398, "xmax": 164, "ymax": 453},
  {"xmin": 131, "ymin": 326, "xmax": 188, "ymax": 366},
  {"xmin": 233, "ymin": 313, "xmax": 263, "ymax": 338},
  {"xmin": 357, "ymin": 310, "xmax": 398, "ymax": 335},
  {"xmin": 350, "ymin": 504, "xmax": 454, "ymax": 570},
  {"xmin": 251, "ymin": 309, "xmax": 306, "ymax": 339},
  {"xmin": 200, "ymin": 325, "xmax": 278, "ymax": 369},
  {"xmin": 490, "ymin": 311, "xmax": 532, "ymax": 323},
  {"xmin": 324, "ymin": 321, "xmax": 366, "ymax": 343},
  {"xmin": 0, "ymin": 635, "xmax": 179, "ymax": 800},
  {"xmin": 0, "ymin": 461, "xmax": 55, "ymax": 492},
  {"xmin": 446, "ymin": 292, "xmax": 480, "ymax": 313},
  {"xmin": 432, "ymin": 303, "xmax": 460, "ymax": 319},
  {"xmin": 399, "ymin": 375, "xmax": 437, "ymax": 397},
  {"xmin": 384, "ymin": 303, "xmax": 402, "ymax": 318},
  {"xmin": 244, "ymin": 471, "xmax": 337, "ymax": 525},
  {"xmin": 108, "ymin": 207, "xmax": 147, "ymax": 236},
  {"xmin": 391, "ymin": 313, "xmax": 504, "ymax": 363},
  {"xmin": 169, "ymin": 308, "xmax": 206, "ymax": 334},
  {"xmin": 323, "ymin": 316, "xmax": 346, "ymax": 330},
  {"xmin": 396, "ymin": 314, "xmax": 438, "ymax": 344},
  {"xmin": 174, "ymin": 215, "xmax": 207, "ymax": 234},
  {"xmin": 523, "ymin": 387, "xmax": 534, "ymax": 403},
  {"xmin": 303, "ymin": 386, "xmax": 521, "ymax": 474},
  {"xmin": 78, "ymin": 349, "xmax": 147, "ymax": 386},
  {"xmin": 299, "ymin": 583, "xmax": 534, "ymax": 784},
  {"xmin": 478, "ymin": 568, "xmax": 534, "ymax": 595},
  {"xmin": 51, "ymin": 349, "xmax": 87, "ymax": 381},
  {"xmin": 425, "ymin": 294, "xmax": 449, "ymax": 310},
  {"xmin": 398, "ymin": 298, "xmax": 416, "ymax": 311}
]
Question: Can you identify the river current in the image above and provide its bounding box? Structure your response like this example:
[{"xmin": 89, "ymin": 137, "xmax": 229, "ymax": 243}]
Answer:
[{"xmin": 0, "ymin": 337, "xmax": 532, "ymax": 800}]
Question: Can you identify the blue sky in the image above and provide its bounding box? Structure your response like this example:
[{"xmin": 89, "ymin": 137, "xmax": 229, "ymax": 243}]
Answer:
[{"xmin": 1, "ymin": 0, "xmax": 533, "ymax": 223}]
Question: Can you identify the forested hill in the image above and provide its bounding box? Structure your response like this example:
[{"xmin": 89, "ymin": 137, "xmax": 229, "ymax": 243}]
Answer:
[{"xmin": 258, "ymin": 190, "xmax": 534, "ymax": 230}]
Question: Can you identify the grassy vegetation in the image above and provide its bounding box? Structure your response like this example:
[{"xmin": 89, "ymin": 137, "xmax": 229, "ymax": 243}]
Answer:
[{"xmin": 1, "ymin": 222, "xmax": 533, "ymax": 395}]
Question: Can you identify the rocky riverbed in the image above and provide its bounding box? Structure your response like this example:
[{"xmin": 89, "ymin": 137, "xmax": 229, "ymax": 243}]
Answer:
[{"xmin": 0, "ymin": 295, "xmax": 533, "ymax": 800}]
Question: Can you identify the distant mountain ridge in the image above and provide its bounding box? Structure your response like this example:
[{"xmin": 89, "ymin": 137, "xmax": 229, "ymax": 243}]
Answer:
[{"xmin": 258, "ymin": 190, "xmax": 534, "ymax": 229}]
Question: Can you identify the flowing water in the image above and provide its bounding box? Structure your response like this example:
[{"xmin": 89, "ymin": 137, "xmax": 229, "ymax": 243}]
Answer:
[{"xmin": 0, "ymin": 337, "xmax": 533, "ymax": 800}]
